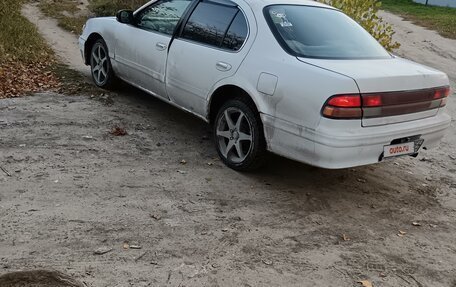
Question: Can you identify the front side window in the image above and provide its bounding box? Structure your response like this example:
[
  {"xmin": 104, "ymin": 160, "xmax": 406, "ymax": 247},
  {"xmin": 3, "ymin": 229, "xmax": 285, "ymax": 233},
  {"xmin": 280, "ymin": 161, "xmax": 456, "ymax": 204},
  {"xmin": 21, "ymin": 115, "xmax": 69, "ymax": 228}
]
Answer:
[
  {"xmin": 181, "ymin": 1, "xmax": 248, "ymax": 51},
  {"xmin": 136, "ymin": 0, "xmax": 191, "ymax": 35},
  {"xmin": 264, "ymin": 5, "xmax": 392, "ymax": 59}
]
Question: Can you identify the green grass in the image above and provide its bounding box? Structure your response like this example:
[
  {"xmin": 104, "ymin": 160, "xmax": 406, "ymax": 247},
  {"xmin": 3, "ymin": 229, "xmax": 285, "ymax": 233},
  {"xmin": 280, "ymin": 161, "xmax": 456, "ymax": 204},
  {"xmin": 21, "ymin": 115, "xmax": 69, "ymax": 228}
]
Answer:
[
  {"xmin": 0, "ymin": 0, "xmax": 54, "ymax": 63},
  {"xmin": 382, "ymin": 0, "xmax": 456, "ymax": 39},
  {"xmin": 39, "ymin": 0, "xmax": 88, "ymax": 35},
  {"xmin": 88, "ymin": 0, "xmax": 149, "ymax": 16}
]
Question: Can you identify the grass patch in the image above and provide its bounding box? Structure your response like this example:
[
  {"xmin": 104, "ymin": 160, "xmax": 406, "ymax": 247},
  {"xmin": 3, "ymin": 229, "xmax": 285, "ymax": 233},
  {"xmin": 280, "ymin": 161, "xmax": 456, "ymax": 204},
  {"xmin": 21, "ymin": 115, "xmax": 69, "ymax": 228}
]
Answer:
[
  {"xmin": 0, "ymin": 0, "xmax": 61, "ymax": 98},
  {"xmin": 51, "ymin": 64, "xmax": 100, "ymax": 95},
  {"xmin": 382, "ymin": 0, "xmax": 456, "ymax": 39},
  {"xmin": 0, "ymin": 0, "xmax": 54, "ymax": 63},
  {"xmin": 38, "ymin": 0, "xmax": 89, "ymax": 35},
  {"xmin": 88, "ymin": 0, "xmax": 149, "ymax": 16},
  {"xmin": 37, "ymin": 0, "xmax": 150, "ymax": 34}
]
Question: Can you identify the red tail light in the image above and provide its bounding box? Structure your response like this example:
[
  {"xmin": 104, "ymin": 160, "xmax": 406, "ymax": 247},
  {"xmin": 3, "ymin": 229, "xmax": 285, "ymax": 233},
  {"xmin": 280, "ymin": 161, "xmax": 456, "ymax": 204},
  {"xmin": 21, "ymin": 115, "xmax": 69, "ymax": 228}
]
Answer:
[
  {"xmin": 434, "ymin": 86, "xmax": 451, "ymax": 107},
  {"xmin": 362, "ymin": 95, "xmax": 382, "ymax": 107},
  {"xmin": 327, "ymin": 95, "xmax": 361, "ymax": 107},
  {"xmin": 322, "ymin": 94, "xmax": 362, "ymax": 119},
  {"xmin": 322, "ymin": 86, "xmax": 451, "ymax": 119}
]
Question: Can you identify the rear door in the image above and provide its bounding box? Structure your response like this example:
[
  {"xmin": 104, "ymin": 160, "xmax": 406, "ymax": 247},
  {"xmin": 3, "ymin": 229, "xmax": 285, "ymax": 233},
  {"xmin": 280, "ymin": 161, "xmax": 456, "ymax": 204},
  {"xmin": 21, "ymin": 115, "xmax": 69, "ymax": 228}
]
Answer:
[
  {"xmin": 114, "ymin": 0, "xmax": 192, "ymax": 99},
  {"xmin": 166, "ymin": 0, "xmax": 251, "ymax": 116}
]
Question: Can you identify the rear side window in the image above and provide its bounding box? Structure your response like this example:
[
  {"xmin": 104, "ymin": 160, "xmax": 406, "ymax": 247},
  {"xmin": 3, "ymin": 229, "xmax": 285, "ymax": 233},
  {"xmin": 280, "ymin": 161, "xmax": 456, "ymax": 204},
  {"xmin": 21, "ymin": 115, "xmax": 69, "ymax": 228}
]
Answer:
[
  {"xmin": 221, "ymin": 11, "xmax": 248, "ymax": 51},
  {"xmin": 181, "ymin": 1, "xmax": 248, "ymax": 51}
]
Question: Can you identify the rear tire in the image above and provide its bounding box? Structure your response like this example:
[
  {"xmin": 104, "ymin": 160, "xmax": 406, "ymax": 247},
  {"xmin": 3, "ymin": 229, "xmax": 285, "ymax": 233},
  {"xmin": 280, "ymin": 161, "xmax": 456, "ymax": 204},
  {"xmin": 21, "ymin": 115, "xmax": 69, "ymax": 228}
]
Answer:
[
  {"xmin": 213, "ymin": 98, "xmax": 266, "ymax": 171},
  {"xmin": 90, "ymin": 39, "xmax": 117, "ymax": 89}
]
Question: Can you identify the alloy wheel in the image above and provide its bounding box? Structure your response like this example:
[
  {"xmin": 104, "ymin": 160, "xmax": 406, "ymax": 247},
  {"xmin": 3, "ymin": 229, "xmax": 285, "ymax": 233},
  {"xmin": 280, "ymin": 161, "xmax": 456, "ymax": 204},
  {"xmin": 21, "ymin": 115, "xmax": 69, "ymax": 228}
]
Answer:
[
  {"xmin": 216, "ymin": 107, "xmax": 253, "ymax": 163},
  {"xmin": 91, "ymin": 44, "xmax": 109, "ymax": 86}
]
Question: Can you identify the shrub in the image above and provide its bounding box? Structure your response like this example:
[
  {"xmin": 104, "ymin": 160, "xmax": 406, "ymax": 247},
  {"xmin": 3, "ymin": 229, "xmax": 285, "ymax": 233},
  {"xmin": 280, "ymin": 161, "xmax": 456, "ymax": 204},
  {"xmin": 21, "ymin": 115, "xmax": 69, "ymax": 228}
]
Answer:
[{"xmin": 319, "ymin": 0, "xmax": 400, "ymax": 51}]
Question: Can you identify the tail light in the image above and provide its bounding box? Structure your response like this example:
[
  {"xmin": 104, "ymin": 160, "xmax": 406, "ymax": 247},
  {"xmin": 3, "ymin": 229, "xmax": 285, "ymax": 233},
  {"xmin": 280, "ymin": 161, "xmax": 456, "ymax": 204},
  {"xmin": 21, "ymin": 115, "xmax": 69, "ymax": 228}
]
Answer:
[
  {"xmin": 322, "ymin": 86, "xmax": 451, "ymax": 119},
  {"xmin": 434, "ymin": 86, "xmax": 451, "ymax": 107},
  {"xmin": 322, "ymin": 94, "xmax": 362, "ymax": 119}
]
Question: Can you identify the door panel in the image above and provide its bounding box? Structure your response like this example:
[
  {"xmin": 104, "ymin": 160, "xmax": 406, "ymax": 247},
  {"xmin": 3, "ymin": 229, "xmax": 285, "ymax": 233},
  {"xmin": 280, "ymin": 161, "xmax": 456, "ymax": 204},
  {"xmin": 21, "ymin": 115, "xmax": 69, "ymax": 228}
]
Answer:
[
  {"xmin": 166, "ymin": 3, "xmax": 251, "ymax": 116},
  {"xmin": 114, "ymin": 0, "xmax": 191, "ymax": 99}
]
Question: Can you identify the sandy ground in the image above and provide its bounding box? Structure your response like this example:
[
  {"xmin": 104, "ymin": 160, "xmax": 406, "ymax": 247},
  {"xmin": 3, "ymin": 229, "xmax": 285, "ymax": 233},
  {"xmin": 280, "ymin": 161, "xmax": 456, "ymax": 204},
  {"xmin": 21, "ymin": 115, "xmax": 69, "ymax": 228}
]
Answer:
[
  {"xmin": 21, "ymin": 3, "xmax": 90, "ymax": 76},
  {"xmin": 1, "ymin": 8, "xmax": 455, "ymax": 287}
]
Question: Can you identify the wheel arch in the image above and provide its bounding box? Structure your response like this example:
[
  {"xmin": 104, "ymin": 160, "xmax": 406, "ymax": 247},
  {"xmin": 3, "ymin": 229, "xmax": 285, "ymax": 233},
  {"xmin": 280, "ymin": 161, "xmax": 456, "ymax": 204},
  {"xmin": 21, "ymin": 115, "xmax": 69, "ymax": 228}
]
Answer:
[
  {"xmin": 84, "ymin": 33, "xmax": 103, "ymax": 65},
  {"xmin": 207, "ymin": 84, "xmax": 264, "ymax": 125}
]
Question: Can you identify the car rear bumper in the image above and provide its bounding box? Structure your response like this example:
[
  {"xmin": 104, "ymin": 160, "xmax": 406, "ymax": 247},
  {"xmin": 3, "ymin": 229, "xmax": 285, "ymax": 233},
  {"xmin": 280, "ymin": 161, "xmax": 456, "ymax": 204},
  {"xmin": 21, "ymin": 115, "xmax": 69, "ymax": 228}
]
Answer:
[{"xmin": 261, "ymin": 110, "xmax": 451, "ymax": 169}]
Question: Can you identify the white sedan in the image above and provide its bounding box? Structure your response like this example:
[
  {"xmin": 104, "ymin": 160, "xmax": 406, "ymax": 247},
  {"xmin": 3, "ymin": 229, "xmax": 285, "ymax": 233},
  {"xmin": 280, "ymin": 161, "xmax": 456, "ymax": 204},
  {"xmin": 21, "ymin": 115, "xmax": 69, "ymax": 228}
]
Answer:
[{"xmin": 79, "ymin": 0, "xmax": 451, "ymax": 171}]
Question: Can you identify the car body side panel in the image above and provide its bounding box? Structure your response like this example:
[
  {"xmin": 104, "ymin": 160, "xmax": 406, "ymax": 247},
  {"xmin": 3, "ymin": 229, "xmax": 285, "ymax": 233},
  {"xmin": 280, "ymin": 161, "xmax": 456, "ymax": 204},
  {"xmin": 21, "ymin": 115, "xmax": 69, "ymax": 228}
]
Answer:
[{"xmin": 113, "ymin": 24, "xmax": 171, "ymax": 99}]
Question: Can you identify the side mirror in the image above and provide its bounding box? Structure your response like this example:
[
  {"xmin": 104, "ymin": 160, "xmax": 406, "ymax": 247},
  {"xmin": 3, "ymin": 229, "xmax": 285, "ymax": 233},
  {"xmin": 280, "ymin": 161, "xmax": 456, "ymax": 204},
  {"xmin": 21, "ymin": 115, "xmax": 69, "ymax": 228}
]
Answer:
[{"xmin": 116, "ymin": 10, "xmax": 134, "ymax": 24}]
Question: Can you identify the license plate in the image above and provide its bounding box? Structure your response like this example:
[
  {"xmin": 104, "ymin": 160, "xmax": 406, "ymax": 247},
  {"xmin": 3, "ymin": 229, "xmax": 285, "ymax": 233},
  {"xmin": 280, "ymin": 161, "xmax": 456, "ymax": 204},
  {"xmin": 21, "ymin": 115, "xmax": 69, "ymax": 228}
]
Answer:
[{"xmin": 383, "ymin": 142, "xmax": 416, "ymax": 158}]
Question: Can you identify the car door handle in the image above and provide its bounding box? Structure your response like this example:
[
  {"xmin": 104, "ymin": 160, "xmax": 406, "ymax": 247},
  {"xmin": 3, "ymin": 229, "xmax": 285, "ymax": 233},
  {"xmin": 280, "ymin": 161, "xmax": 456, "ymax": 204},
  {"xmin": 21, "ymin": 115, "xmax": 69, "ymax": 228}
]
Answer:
[
  {"xmin": 156, "ymin": 43, "xmax": 167, "ymax": 51},
  {"xmin": 216, "ymin": 62, "xmax": 232, "ymax": 72}
]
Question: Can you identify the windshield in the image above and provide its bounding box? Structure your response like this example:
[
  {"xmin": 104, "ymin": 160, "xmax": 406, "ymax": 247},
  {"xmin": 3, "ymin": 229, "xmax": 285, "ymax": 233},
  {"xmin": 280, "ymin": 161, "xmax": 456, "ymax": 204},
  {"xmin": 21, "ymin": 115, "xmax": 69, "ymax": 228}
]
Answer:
[{"xmin": 264, "ymin": 5, "xmax": 392, "ymax": 59}]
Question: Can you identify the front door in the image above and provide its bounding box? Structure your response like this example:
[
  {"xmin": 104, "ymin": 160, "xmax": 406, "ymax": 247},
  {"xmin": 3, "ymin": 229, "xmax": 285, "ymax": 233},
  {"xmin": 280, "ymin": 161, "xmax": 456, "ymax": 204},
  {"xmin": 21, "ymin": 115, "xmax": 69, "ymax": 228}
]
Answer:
[{"xmin": 114, "ymin": 0, "xmax": 192, "ymax": 99}]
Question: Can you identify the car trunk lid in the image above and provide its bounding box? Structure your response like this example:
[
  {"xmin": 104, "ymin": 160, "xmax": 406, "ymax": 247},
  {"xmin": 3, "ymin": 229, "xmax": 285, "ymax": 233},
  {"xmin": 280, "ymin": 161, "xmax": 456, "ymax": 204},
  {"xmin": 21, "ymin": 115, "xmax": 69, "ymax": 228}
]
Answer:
[{"xmin": 298, "ymin": 57, "xmax": 449, "ymax": 126}]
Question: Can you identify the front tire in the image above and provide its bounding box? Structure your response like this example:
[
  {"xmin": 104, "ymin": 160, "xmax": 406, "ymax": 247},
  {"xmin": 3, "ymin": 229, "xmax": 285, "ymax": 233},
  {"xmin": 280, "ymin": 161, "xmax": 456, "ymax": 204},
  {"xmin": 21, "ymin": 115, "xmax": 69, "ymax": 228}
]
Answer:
[
  {"xmin": 213, "ymin": 98, "xmax": 266, "ymax": 171},
  {"xmin": 90, "ymin": 39, "xmax": 116, "ymax": 89}
]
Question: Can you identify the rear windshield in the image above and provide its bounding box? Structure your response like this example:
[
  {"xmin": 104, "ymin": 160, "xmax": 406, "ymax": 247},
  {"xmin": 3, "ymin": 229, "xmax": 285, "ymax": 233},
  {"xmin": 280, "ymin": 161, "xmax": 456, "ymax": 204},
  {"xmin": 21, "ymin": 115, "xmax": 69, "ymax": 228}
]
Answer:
[{"xmin": 264, "ymin": 5, "xmax": 392, "ymax": 59}]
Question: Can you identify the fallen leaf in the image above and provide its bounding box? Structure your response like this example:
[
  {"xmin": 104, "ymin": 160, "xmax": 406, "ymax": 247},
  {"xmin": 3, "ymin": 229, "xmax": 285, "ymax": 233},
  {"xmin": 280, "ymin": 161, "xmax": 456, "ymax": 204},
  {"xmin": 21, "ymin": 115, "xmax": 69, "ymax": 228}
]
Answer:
[
  {"xmin": 412, "ymin": 222, "xmax": 421, "ymax": 226},
  {"xmin": 398, "ymin": 230, "xmax": 407, "ymax": 237},
  {"xmin": 342, "ymin": 234, "xmax": 351, "ymax": 241},
  {"xmin": 110, "ymin": 126, "xmax": 128, "ymax": 136},
  {"xmin": 123, "ymin": 242, "xmax": 130, "ymax": 249},
  {"xmin": 358, "ymin": 280, "xmax": 373, "ymax": 287},
  {"xmin": 180, "ymin": 159, "xmax": 187, "ymax": 165}
]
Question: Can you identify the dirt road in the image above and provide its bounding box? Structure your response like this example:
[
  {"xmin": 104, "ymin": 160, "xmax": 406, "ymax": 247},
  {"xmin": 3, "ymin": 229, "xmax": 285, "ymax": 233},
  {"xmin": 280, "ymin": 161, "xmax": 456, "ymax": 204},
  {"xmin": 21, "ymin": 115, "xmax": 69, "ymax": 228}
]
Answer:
[{"xmin": 1, "ymin": 10, "xmax": 455, "ymax": 287}]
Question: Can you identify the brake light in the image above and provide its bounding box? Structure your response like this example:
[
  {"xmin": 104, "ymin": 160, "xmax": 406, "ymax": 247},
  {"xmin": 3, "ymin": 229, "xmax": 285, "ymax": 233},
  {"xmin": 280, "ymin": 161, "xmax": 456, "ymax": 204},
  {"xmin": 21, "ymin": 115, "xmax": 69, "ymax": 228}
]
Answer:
[
  {"xmin": 362, "ymin": 95, "xmax": 382, "ymax": 107},
  {"xmin": 434, "ymin": 86, "xmax": 451, "ymax": 107},
  {"xmin": 433, "ymin": 86, "xmax": 450, "ymax": 99},
  {"xmin": 322, "ymin": 94, "xmax": 362, "ymax": 119},
  {"xmin": 327, "ymin": 95, "xmax": 361, "ymax": 107}
]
